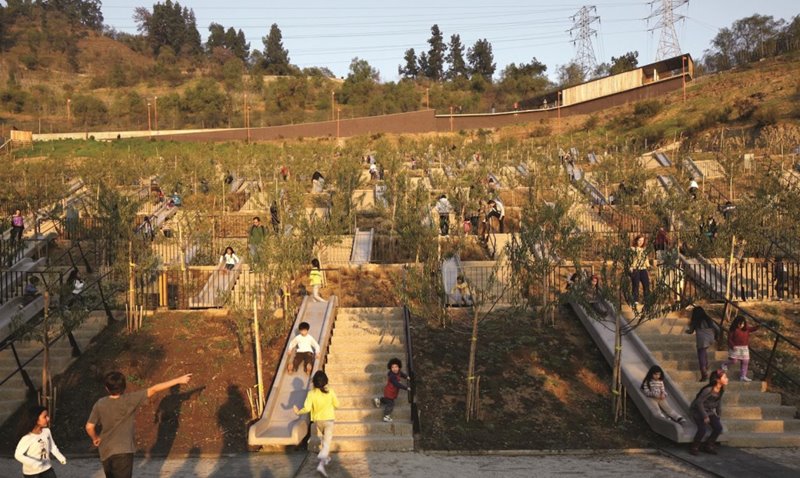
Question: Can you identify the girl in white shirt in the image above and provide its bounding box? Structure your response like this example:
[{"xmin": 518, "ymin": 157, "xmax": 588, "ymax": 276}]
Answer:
[
  {"xmin": 15, "ymin": 405, "xmax": 67, "ymax": 477},
  {"xmin": 219, "ymin": 246, "xmax": 240, "ymax": 272}
]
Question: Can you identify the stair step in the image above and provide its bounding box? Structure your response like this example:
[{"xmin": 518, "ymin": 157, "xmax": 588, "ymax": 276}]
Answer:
[
  {"xmin": 309, "ymin": 434, "xmax": 414, "ymax": 452},
  {"xmin": 651, "ymin": 350, "xmax": 729, "ymax": 361},
  {"xmin": 335, "ymin": 407, "xmax": 411, "ymax": 421},
  {"xmin": 328, "ymin": 383, "xmax": 390, "ymax": 395},
  {"xmin": 316, "ymin": 420, "xmax": 412, "ymax": 437},
  {"xmin": 329, "ymin": 372, "xmax": 399, "ymax": 386},
  {"xmin": 334, "ymin": 396, "xmax": 411, "ymax": 409},
  {"xmin": 724, "ymin": 419, "xmax": 800, "ymax": 433},
  {"xmin": 332, "ymin": 327, "xmax": 405, "ymax": 340},
  {"xmin": 674, "ymin": 380, "xmax": 768, "ymax": 393},
  {"xmin": 724, "ymin": 405, "xmax": 798, "ymax": 420},
  {"xmin": 326, "ymin": 351, "xmax": 405, "ymax": 364},
  {"xmin": 721, "ymin": 432, "xmax": 800, "ymax": 447},
  {"xmin": 325, "ymin": 363, "xmax": 401, "ymax": 375}
]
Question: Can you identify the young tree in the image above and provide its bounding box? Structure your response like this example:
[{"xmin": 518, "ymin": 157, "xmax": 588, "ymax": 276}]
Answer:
[
  {"xmin": 557, "ymin": 61, "xmax": 585, "ymax": 87},
  {"xmin": 398, "ymin": 48, "xmax": 419, "ymax": 79},
  {"xmin": 446, "ymin": 34, "xmax": 467, "ymax": 80},
  {"xmin": 262, "ymin": 23, "xmax": 291, "ymax": 75},
  {"xmin": 609, "ymin": 51, "xmax": 639, "ymax": 75},
  {"xmin": 424, "ymin": 24, "xmax": 446, "ymax": 81},
  {"xmin": 467, "ymin": 38, "xmax": 495, "ymax": 81}
]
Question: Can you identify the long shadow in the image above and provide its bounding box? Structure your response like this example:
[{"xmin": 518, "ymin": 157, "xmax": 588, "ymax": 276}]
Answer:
[
  {"xmin": 207, "ymin": 383, "xmax": 252, "ymax": 478},
  {"xmin": 149, "ymin": 384, "xmax": 205, "ymax": 459}
]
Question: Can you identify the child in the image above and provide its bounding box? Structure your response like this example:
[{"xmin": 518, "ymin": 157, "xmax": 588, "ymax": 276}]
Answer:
[
  {"xmin": 373, "ymin": 358, "xmax": 411, "ymax": 422},
  {"xmin": 640, "ymin": 365, "xmax": 685, "ymax": 424},
  {"xmin": 15, "ymin": 405, "xmax": 67, "ymax": 477},
  {"xmin": 723, "ymin": 316, "xmax": 759, "ymax": 382},
  {"xmin": 219, "ymin": 247, "xmax": 240, "ymax": 273},
  {"xmin": 450, "ymin": 275, "xmax": 473, "ymax": 306},
  {"xmin": 20, "ymin": 276, "xmax": 40, "ymax": 308},
  {"xmin": 309, "ymin": 258, "xmax": 325, "ymax": 302},
  {"xmin": 86, "ymin": 371, "xmax": 192, "ymax": 477},
  {"xmin": 294, "ymin": 371, "xmax": 339, "ymax": 477},
  {"xmin": 690, "ymin": 369, "xmax": 728, "ymax": 455},
  {"xmin": 287, "ymin": 321, "xmax": 320, "ymax": 375}
]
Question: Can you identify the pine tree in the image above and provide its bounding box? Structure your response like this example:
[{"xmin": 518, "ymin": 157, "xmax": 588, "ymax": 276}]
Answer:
[
  {"xmin": 424, "ymin": 24, "xmax": 446, "ymax": 81},
  {"xmin": 399, "ymin": 48, "xmax": 419, "ymax": 79},
  {"xmin": 446, "ymin": 34, "xmax": 467, "ymax": 80},
  {"xmin": 262, "ymin": 23, "xmax": 291, "ymax": 75},
  {"xmin": 206, "ymin": 22, "xmax": 226, "ymax": 53},
  {"xmin": 467, "ymin": 38, "xmax": 495, "ymax": 81}
]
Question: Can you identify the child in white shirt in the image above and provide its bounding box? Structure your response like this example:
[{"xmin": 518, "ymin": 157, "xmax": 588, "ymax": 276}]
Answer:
[
  {"xmin": 287, "ymin": 321, "xmax": 321, "ymax": 375},
  {"xmin": 15, "ymin": 406, "xmax": 67, "ymax": 477}
]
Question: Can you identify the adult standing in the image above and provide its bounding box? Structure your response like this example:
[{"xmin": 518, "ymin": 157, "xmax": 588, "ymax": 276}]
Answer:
[
  {"xmin": 248, "ymin": 217, "xmax": 267, "ymax": 261},
  {"xmin": 85, "ymin": 371, "xmax": 192, "ymax": 478},
  {"xmin": 270, "ymin": 202, "xmax": 281, "ymax": 234},
  {"xmin": 629, "ymin": 235, "xmax": 651, "ymax": 309},
  {"xmin": 293, "ymin": 371, "xmax": 339, "ymax": 477},
  {"xmin": 686, "ymin": 306, "xmax": 720, "ymax": 381},
  {"xmin": 10, "ymin": 208, "xmax": 24, "ymax": 248},
  {"xmin": 689, "ymin": 370, "xmax": 728, "ymax": 455},
  {"xmin": 486, "ymin": 199, "xmax": 505, "ymax": 233},
  {"xmin": 774, "ymin": 256, "xmax": 788, "ymax": 301},
  {"xmin": 435, "ymin": 195, "xmax": 452, "ymax": 236}
]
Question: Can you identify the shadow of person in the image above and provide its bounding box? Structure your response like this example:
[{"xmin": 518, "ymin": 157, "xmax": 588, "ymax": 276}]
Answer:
[
  {"xmin": 217, "ymin": 384, "xmax": 249, "ymax": 454},
  {"xmin": 149, "ymin": 385, "xmax": 205, "ymax": 458},
  {"xmin": 171, "ymin": 446, "xmax": 202, "ymax": 477}
]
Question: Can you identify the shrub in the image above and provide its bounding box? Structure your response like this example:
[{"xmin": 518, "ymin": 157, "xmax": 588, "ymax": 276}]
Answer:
[
  {"xmin": 752, "ymin": 104, "xmax": 779, "ymax": 127},
  {"xmin": 633, "ymin": 100, "xmax": 662, "ymax": 118},
  {"xmin": 583, "ymin": 114, "xmax": 599, "ymax": 129}
]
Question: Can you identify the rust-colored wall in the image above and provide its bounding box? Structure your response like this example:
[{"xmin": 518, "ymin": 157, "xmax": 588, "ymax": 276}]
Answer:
[{"xmin": 159, "ymin": 76, "xmax": 687, "ymax": 142}]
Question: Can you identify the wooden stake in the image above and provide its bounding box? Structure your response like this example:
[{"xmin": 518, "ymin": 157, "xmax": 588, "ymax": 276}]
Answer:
[{"xmin": 253, "ymin": 298, "xmax": 265, "ymax": 416}]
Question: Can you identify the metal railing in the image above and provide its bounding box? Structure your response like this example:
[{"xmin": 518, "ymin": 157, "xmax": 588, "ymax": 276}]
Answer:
[
  {"xmin": 677, "ymin": 260, "xmax": 800, "ymax": 390},
  {"xmin": 0, "ymin": 271, "xmax": 114, "ymax": 393},
  {"xmin": 403, "ymin": 305, "xmax": 420, "ymax": 433}
]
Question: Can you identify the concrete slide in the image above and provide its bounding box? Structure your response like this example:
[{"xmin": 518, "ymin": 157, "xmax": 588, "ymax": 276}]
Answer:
[
  {"xmin": 248, "ymin": 296, "xmax": 338, "ymax": 449},
  {"xmin": 189, "ymin": 264, "xmax": 241, "ymax": 308},
  {"xmin": 350, "ymin": 228, "xmax": 373, "ymax": 265},
  {"xmin": 441, "ymin": 256, "xmax": 461, "ymax": 305},
  {"xmin": 569, "ymin": 300, "xmax": 695, "ymax": 443}
]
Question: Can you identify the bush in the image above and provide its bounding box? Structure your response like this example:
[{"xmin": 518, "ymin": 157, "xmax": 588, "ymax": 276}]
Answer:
[
  {"xmin": 752, "ymin": 104, "xmax": 779, "ymax": 127},
  {"xmin": 583, "ymin": 114, "xmax": 599, "ymax": 129},
  {"xmin": 633, "ymin": 100, "xmax": 662, "ymax": 118}
]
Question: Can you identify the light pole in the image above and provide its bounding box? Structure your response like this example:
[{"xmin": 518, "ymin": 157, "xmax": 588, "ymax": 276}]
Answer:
[
  {"xmin": 66, "ymin": 98, "xmax": 71, "ymax": 130},
  {"xmin": 331, "ymin": 91, "xmax": 336, "ymax": 121},
  {"xmin": 449, "ymin": 106, "xmax": 454, "ymax": 132},
  {"xmin": 681, "ymin": 56, "xmax": 687, "ymax": 102},
  {"xmin": 336, "ymin": 108, "xmax": 341, "ymax": 138},
  {"xmin": 425, "ymin": 87, "xmax": 430, "ymax": 109},
  {"xmin": 147, "ymin": 101, "xmax": 152, "ymax": 134},
  {"xmin": 154, "ymin": 96, "xmax": 159, "ymax": 133},
  {"xmin": 557, "ymin": 91, "xmax": 562, "ymax": 134}
]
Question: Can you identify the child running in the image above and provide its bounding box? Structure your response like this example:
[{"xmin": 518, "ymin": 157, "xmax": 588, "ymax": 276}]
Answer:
[
  {"xmin": 15, "ymin": 405, "xmax": 67, "ymax": 477},
  {"xmin": 309, "ymin": 258, "xmax": 325, "ymax": 302},
  {"xmin": 373, "ymin": 358, "xmax": 411, "ymax": 422},
  {"xmin": 287, "ymin": 321, "xmax": 321, "ymax": 375},
  {"xmin": 294, "ymin": 371, "xmax": 339, "ymax": 477},
  {"xmin": 640, "ymin": 365, "xmax": 685, "ymax": 424}
]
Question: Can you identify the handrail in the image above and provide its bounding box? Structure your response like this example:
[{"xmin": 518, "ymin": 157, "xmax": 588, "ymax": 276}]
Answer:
[
  {"xmin": 678, "ymin": 258, "xmax": 800, "ymax": 389},
  {"xmin": 402, "ymin": 305, "xmax": 419, "ymax": 433},
  {"xmin": 0, "ymin": 272, "xmax": 113, "ymax": 391}
]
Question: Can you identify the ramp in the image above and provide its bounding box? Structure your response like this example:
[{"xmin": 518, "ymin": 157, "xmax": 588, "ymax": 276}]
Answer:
[
  {"xmin": 248, "ymin": 296, "xmax": 337, "ymax": 449},
  {"xmin": 570, "ymin": 301, "xmax": 695, "ymax": 443},
  {"xmin": 683, "ymin": 158, "xmax": 704, "ymax": 180},
  {"xmin": 350, "ymin": 228, "xmax": 373, "ymax": 265},
  {"xmin": 188, "ymin": 265, "xmax": 241, "ymax": 308},
  {"xmin": 587, "ymin": 152, "xmax": 599, "ymax": 165}
]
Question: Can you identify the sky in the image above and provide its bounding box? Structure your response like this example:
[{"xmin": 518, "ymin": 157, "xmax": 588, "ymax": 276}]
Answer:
[{"xmin": 98, "ymin": 0, "xmax": 799, "ymax": 81}]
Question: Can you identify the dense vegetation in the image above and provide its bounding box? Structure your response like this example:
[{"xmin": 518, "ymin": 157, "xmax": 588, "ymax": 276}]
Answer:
[{"xmin": 0, "ymin": 2, "xmax": 799, "ymax": 133}]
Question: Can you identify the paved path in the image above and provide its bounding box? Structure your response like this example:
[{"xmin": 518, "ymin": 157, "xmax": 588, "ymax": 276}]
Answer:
[
  {"xmin": 666, "ymin": 446, "xmax": 800, "ymax": 478},
  {"xmin": 1, "ymin": 448, "xmax": 797, "ymax": 477}
]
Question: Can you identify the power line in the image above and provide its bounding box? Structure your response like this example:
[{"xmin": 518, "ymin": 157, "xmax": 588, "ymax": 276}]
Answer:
[
  {"xmin": 568, "ymin": 5, "xmax": 601, "ymax": 74},
  {"xmin": 646, "ymin": 0, "xmax": 689, "ymax": 60}
]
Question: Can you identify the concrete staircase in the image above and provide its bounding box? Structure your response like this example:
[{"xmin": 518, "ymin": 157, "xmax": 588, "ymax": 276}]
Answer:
[
  {"xmin": 637, "ymin": 312, "xmax": 800, "ymax": 447},
  {"xmin": 0, "ymin": 311, "xmax": 108, "ymax": 427},
  {"xmin": 319, "ymin": 307, "xmax": 414, "ymax": 452}
]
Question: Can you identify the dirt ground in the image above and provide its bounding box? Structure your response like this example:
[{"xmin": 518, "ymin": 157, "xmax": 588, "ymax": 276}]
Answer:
[
  {"xmin": 412, "ymin": 306, "xmax": 671, "ymax": 450},
  {"xmin": 0, "ymin": 312, "xmax": 283, "ymax": 457}
]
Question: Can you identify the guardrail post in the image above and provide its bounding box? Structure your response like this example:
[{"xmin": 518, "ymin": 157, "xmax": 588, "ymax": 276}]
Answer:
[{"xmin": 763, "ymin": 335, "xmax": 780, "ymax": 384}]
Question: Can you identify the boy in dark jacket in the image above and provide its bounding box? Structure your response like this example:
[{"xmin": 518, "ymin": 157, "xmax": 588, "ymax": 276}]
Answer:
[{"xmin": 372, "ymin": 358, "xmax": 410, "ymax": 422}]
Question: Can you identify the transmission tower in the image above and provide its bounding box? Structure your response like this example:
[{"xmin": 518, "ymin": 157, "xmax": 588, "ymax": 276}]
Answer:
[
  {"xmin": 568, "ymin": 6, "xmax": 600, "ymax": 75},
  {"xmin": 647, "ymin": 0, "xmax": 689, "ymax": 60}
]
